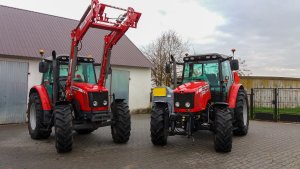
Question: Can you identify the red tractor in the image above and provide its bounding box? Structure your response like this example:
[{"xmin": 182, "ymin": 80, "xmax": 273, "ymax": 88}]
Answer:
[
  {"xmin": 150, "ymin": 51, "xmax": 249, "ymax": 152},
  {"xmin": 26, "ymin": 0, "xmax": 141, "ymax": 153}
]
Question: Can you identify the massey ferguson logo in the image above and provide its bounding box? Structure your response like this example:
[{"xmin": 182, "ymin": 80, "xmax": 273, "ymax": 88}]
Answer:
[{"xmin": 197, "ymin": 85, "xmax": 209, "ymax": 94}]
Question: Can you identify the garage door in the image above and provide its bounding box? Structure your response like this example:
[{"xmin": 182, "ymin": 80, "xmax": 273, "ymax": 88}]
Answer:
[
  {"xmin": 106, "ymin": 69, "xmax": 130, "ymax": 103},
  {"xmin": 0, "ymin": 60, "xmax": 28, "ymax": 124},
  {"xmin": 95, "ymin": 66, "xmax": 130, "ymax": 103}
]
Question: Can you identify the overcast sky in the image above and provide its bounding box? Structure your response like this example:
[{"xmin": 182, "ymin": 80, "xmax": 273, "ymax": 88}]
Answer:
[{"xmin": 1, "ymin": 0, "xmax": 300, "ymax": 78}]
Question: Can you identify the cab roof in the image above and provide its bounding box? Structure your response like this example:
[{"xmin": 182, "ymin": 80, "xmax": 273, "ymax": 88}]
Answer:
[
  {"xmin": 44, "ymin": 55, "xmax": 95, "ymax": 63},
  {"xmin": 183, "ymin": 53, "xmax": 231, "ymax": 62}
]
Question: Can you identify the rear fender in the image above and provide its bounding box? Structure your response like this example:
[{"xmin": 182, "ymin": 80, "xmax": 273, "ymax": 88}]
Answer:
[
  {"xmin": 30, "ymin": 85, "xmax": 52, "ymax": 111},
  {"xmin": 228, "ymin": 84, "xmax": 243, "ymax": 109},
  {"xmin": 152, "ymin": 87, "xmax": 174, "ymax": 115}
]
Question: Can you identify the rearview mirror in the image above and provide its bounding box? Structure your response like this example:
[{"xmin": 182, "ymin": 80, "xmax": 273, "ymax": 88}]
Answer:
[
  {"xmin": 39, "ymin": 61, "xmax": 49, "ymax": 73},
  {"xmin": 165, "ymin": 63, "xmax": 171, "ymax": 74},
  {"xmin": 230, "ymin": 59, "xmax": 239, "ymax": 71}
]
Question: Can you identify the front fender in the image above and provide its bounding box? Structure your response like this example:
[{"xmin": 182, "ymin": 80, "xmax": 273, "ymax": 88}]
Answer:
[
  {"xmin": 228, "ymin": 84, "xmax": 243, "ymax": 109},
  {"xmin": 30, "ymin": 85, "xmax": 52, "ymax": 111}
]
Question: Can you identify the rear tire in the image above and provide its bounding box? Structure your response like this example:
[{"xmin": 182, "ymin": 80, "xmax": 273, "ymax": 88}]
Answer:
[
  {"xmin": 54, "ymin": 105, "xmax": 73, "ymax": 153},
  {"xmin": 233, "ymin": 89, "xmax": 249, "ymax": 136},
  {"xmin": 27, "ymin": 92, "xmax": 51, "ymax": 139},
  {"xmin": 150, "ymin": 103, "xmax": 169, "ymax": 146},
  {"xmin": 75, "ymin": 129, "xmax": 94, "ymax": 135},
  {"xmin": 111, "ymin": 101, "xmax": 131, "ymax": 143},
  {"xmin": 214, "ymin": 107, "xmax": 232, "ymax": 153}
]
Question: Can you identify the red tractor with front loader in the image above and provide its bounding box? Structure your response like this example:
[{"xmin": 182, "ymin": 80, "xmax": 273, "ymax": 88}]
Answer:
[
  {"xmin": 151, "ymin": 50, "xmax": 249, "ymax": 152},
  {"xmin": 26, "ymin": 0, "xmax": 141, "ymax": 153}
]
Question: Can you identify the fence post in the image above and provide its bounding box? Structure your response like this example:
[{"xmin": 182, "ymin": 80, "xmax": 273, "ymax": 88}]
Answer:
[
  {"xmin": 250, "ymin": 88, "xmax": 254, "ymax": 120},
  {"xmin": 274, "ymin": 88, "xmax": 278, "ymax": 122}
]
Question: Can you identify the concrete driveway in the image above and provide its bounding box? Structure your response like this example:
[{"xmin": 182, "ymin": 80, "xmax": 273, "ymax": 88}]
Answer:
[{"xmin": 0, "ymin": 114, "xmax": 300, "ymax": 169}]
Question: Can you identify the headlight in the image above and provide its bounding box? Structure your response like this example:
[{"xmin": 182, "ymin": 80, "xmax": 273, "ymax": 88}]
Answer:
[
  {"xmin": 103, "ymin": 100, "xmax": 108, "ymax": 106},
  {"xmin": 93, "ymin": 101, "xmax": 98, "ymax": 107},
  {"xmin": 175, "ymin": 102, "xmax": 180, "ymax": 107},
  {"xmin": 185, "ymin": 102, "xmax": 191, "ymax": 108},
  {"xmin": 153, "ymin": 87, "xmax": 167, "ymax": 97}
]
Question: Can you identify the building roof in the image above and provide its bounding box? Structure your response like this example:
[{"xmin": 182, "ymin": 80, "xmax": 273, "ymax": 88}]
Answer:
[{"xmin": 0, "ymin": 5, "xmax": 152, "ymax": 68}]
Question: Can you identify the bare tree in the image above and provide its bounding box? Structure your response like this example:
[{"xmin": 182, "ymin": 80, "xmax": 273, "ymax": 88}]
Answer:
[
  {"xmin": 143, "ymin": 30, "xmax": 189, "ymax": 86},
  {"xmin": 237, "ymin": 58, "xmax": 252, "ymax": 76}
]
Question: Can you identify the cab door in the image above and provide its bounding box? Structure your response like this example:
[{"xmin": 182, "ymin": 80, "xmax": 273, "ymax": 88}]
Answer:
[{"xmin": 221, "ymin": 61, "xmax": 233, "ymax": 98}]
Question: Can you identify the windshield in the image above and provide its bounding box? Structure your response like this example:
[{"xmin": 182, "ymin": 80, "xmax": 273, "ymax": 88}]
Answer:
[
  {"xmin": 59, "ymin": 62, "xmax": 97, "ymax": 84},
  {"xmin": 182, "ymin": 61, "xmax": 219, "ymax": 86}
]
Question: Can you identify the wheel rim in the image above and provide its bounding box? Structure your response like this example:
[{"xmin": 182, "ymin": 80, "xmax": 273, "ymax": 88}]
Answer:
[
  {"xmin": 30, "ymin": 103, "xmax": 37, "ymax": 130},
  {"xmin": 242, "ymin": 99, "xmax": 248, "ymax": 126}
]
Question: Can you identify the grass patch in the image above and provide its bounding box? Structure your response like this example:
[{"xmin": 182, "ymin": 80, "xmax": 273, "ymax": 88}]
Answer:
[
  {"xmin": 254, "ymin": 107, "xmax": 274, "ymax": 114},
  {"xmin": 254, "ymin": 107, "xmax": 300, "ymax": 115},
  {"xmin": 279, "ymin": 107, "xmax": 300, "ymax": 115}
]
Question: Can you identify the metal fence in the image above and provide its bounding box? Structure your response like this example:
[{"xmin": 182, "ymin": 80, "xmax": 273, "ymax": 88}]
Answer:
[{"xmin": 250, "ymin": 88, "xmax": 300, "ymax": 122}]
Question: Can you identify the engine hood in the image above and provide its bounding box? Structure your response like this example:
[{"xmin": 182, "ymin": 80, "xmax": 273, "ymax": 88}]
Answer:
[
  {"xmin": 174, "ymin": 81, "xmax": 209, "ymax": 93},
  {"xmin": 72, "ymin": 83, "xmax": 108, "ymax": 92}
]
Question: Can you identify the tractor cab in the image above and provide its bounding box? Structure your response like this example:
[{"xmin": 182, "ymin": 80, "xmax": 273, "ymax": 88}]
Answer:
[
  {"xmin": 39, "ymin": 55, "xmax": 97, "ymax": 101},
  {"xmin": 181, "ymin": 53, "xmax": 239, "ymax": 102}
]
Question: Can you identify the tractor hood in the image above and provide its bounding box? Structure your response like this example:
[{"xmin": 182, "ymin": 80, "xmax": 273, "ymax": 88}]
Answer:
[
  {"xmin": 72, "ymin": 83, "xmax": 108, "ymax": 93},
  {"xmin": 173, "ymin": 81, "xmax": 211, "ymax": 113},
  {"xmin": 174, "ymin": 81, "xmax": 209, "ymax": 93}
]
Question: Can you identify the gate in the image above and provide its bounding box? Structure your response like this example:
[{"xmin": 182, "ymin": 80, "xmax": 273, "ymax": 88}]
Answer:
[
  {"xmin": 251, "ymin": 88, "xmax": 276, "ymax": 121},
  {"xmin": 250, "ymin": 88, "xmax": 300, "ymax": 122},
  {"xmin": 278, "ymin": 88, "xmax": 300, "ymax": 122}
]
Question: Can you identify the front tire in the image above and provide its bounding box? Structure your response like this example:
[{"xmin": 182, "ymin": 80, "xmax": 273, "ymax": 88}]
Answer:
[
  {"xmin": 214, "ymin": 107, "xmax": 232, "ymax": 153},
  {"xmin": 150, "ymin": 103, "xmax": 169, "ymax": 146},
  {"xmin": 54, "ymin": 105, "xmax": 73, "ymax": 153},
  {"xmin": 111, "ymin": 101, "xmax": 131, "ymax": 143},
  {"xmin": 233, "ymin": 89, "xmax": 249, "ymax": 136},
  {"xmin": 27, "ymin": 92, "xmax": 51, "ymax": 139}
]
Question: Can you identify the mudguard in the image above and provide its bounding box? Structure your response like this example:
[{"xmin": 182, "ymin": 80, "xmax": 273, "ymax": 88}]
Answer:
[
  {"xmin": 228, "ymin": 84, "xmax": 243, "ymax": 109},
  {"xmin": 214, "ymin": 102, "xmax": 229, "ymax": 108},
  {"xmin": 30, "ymin": 85, "xmax": 52, "ymax": 111},
  {"xmin": 152, "ymin": 87, "xmax": 174, "ymax": 115}
]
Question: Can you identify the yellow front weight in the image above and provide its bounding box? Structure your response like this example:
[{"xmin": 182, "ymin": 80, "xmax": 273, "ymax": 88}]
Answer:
[{"xmin": 153, "ymin": 87, "xmax": 167, "ymax": 97}]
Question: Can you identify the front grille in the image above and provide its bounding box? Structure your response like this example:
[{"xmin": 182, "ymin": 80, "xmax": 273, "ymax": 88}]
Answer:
[
  {"xmin": 88, "ymin": 92, "xmax": 108, "ymax": 107},
  {"xmin": 174, "ymin": 93, "xmax": 194, "ymax": 109}
]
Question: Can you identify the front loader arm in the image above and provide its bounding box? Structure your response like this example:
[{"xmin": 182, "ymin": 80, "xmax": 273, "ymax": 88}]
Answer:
[{"xmin": 65, "ymin": 0, "xmax": 141, "ymax": 100}]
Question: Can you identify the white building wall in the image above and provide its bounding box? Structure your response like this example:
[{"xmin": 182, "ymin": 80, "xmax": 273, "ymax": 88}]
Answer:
[{"xmin": 112, "ymin": 66, "xmax": 151, "ymax": 112}]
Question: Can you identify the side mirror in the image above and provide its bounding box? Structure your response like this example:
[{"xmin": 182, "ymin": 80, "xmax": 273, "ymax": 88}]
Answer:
[
  {"xmin": 39, "ymin": 61, "xmax": 49, "ymax": 73},
  {"xmin": 230, "ymin": 59, "xmax": 239, "ymax": 71},
  {"xmin": 165, "ymin": 63, "xmax": 171, "ymax": 74}
]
